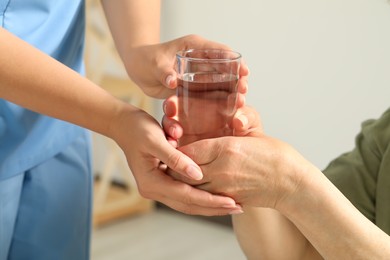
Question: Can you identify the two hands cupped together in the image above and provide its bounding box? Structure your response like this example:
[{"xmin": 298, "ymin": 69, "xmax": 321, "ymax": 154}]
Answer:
[{"xmin": 156, "ymin": 94, "xmax": 269, "ymax": 216}]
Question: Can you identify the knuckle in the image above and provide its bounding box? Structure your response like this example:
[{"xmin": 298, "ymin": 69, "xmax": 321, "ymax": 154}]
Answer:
[
  {"xmin": 181, "ymin": 185, "xmax": 194, "ymax": 205},
  {"xmin": 186, "ymin": 34, "xmax": 201, "ymax": 41},
  {"xmin": 178, "ymin": 186, "xmax": 198, "ymax": 216},
  {"xmin": 182, "ymin": 34, "xmax": 202, "ymax": 47}
]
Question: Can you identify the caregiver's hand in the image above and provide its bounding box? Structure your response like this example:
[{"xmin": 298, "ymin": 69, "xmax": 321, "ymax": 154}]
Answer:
[
  {"xmin": 123, "ymin": 35, "xmax": 249, "ymax": 99},
  {"xmin": 110, "ymin": 104, "xmax": 242, "ymax": 216}
]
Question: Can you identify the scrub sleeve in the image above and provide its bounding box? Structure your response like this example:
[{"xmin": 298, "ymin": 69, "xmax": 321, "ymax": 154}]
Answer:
[
  {"xmin": 324, "ymin": 107, "xmax": 390, "ymax": 235},
  {"xmin": 0, "ymin": 131, "xmax": 92, "ymax": 260}
]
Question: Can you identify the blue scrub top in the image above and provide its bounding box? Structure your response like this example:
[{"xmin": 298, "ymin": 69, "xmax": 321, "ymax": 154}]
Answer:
[{"xmin": 0, "ymin": 0, "xmax": 87, "ymax": 180}]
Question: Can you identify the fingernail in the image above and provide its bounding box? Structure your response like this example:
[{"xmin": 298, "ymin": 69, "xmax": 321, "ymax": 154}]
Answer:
[
  {"xmin": 163, "ymin": 101, "xmax": 167, "ymax": 114},
  {"xmin": 167, "ymin": 139, "xmax": 178, "ymax": 148},
  {"xmin": 166, "ymin": 75, "xmax": 174, "ymax": 88},
  {"xmin": 186, "ymin": 165, "xmax": 203, "ymax": 180},
  {"xmin": 229, "ymin": 209, "xmax": 244, "ymax": 215},
  {"xmin": 237, "ymin": 115, "xmax": 248, "ymax": 127},
  {"xmin": 169, "ymin": 126, "xmax": 176, "ymax": 138},
  {"xmin": 222, "ymin": 203, "xmax": 238, "ymax": 209}
]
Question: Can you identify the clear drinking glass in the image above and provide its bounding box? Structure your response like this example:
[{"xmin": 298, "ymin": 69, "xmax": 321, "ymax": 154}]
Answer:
[{"xmin": 175, "ymin": 49, "xmax": 241, "ymax": 146}]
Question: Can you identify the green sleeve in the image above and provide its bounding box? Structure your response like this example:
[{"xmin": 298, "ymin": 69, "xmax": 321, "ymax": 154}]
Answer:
[{"xmin": 323, "ymin": 107, "xmax": 390, "ymax": 235}]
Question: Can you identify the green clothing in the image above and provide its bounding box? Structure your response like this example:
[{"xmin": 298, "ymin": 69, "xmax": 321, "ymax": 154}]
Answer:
[{"xmin": 324, "ymin": 107, "xmax": 390, "ymax": 235}]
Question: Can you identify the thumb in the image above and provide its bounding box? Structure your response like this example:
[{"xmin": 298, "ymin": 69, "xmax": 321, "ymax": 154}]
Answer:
[
  {"xmin": 163, "ymin": 70, "xmax": 178, "ymax": 89},
  {"xmin": 155, "ymin": 141, "xmax": 203, "ymax": 181},
  {"xmin": 179, "ymin": 139, "xmax": 219, "ymax": 166},
  {"xmin": 232, "ymin": 106, "xmax": 263, "ymax": 136}
]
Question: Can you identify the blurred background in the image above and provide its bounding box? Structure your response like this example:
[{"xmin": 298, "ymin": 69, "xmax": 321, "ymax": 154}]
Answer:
[{"xmin": 85, "ymin": 0, "xmax": 390, "ymax": 259}]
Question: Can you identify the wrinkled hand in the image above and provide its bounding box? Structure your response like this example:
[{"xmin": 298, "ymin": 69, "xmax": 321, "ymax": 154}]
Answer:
[
  {"xmin": 164, "ymin": 105, "xmax": 309, "ymax": 210},
  {"xmin": 123, "ymin": 34, "xmax": 249, "ymax": 99},
  {"xmin": 167, "ymin": 133, "xmax": 308, "ymax": 210},
  {"xmin": 109, "ymin": 104, "xmax": 242, "ymax": 216}
]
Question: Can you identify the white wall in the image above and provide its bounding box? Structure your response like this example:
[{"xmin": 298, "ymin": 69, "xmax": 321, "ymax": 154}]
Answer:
[{"xmin": 160, "ymin": 0, "xmax": 390, "ymax": 169}]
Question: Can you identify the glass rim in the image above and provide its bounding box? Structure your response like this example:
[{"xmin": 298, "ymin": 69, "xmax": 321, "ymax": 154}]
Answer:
[{"xmin": 176, "ymin": 49, "xmax": 242, "ymax": 62}]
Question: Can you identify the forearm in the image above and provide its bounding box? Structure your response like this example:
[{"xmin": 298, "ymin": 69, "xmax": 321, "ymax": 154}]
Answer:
[
  {"xmin": 232, "ymin": 207, "xmax": 321, "ymax": 260},
  {"xmin": 0, "ymin": 27, "xmax": 134, "ymax": 138},
  {"xmin": 232, "ymin": 163, "xmax": 390, "ymax": 259},
  {"xmin": 281, "ymin": 166, "xmax": 390, "ymax": 259},
  {"xmin": 101, "ymin": 0, "xmax": 160, "ymax": 57},
  {"xmin": 191, "ymin": 135, "xmax": 390, "ymax": 259}
]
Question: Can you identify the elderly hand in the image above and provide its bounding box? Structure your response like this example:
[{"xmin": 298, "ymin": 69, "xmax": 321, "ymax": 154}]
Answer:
[
  {"xmin": 163, "ymin": 106, "xmax": 312, "ymax": 211},
  {"xmin": 168, "ymin": 133, "xmax": 311, "ymax": 211}
]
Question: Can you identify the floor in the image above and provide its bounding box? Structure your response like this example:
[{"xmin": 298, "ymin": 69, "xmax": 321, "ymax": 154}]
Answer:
[{"xmin": 91, "ymin": 208, "xmax": 246, "ymax": 260}]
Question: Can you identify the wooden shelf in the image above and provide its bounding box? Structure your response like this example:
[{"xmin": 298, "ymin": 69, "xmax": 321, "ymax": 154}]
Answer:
[{"xmin": 93, "ymin": 180, "xmax": 154, "ymax": 227}]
